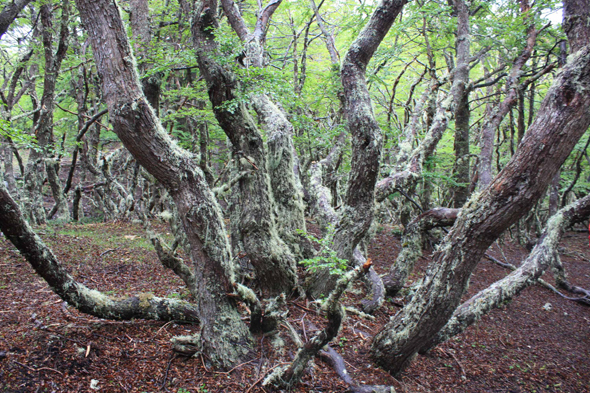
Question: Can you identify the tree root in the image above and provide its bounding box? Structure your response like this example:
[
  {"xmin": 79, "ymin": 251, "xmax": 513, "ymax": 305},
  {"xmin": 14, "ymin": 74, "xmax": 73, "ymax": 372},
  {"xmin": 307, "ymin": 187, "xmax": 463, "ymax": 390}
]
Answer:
[{"xmin": 318, "ymin": 346, "xmax": 396, "ymax": 393}]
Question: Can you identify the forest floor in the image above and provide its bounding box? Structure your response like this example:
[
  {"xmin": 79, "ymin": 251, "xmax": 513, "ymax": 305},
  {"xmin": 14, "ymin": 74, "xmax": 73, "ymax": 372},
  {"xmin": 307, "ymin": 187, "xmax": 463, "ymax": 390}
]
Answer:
[{"xmin": 0, "ymin": 219, "xmax": 589, "ymax": 393}]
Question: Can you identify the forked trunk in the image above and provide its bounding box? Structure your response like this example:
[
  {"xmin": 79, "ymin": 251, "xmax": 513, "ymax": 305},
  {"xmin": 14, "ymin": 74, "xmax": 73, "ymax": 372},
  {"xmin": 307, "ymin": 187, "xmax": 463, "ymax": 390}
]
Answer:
[
  {"xmin": 371, "ymin": 18, "xmax": 590, "ymax": 374},
  {"xmin": 75, "ymin": 0, "xmax": 252, "ymax": 368}
]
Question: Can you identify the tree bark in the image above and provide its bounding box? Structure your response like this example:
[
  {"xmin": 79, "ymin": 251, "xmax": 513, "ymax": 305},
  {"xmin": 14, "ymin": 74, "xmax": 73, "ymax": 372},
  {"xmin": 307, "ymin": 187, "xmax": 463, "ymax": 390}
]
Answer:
[
  {"xmin": 75, "ymin": 0, "xmax": 252, "ymax": 368},
  {"xmin": 193, "ymin": 0, "xmax": 297, "ymax": 295},
  {"xmin": 371, "ymin": 5, "xmax": 590, "ymax": 374},
  {"xmin": 252, "ymin": 95, "xmax": 309, "ymax": 259},
  {"xmin": 130, "ymin": 0, "xmax": 161, "ymax": 115},
  {"xmin": 307, "ymin": 0, "xmax": 407, "ymax": 298},
  {"xmin": 33, "ymin": 1, "xmax": 71, "ymax": 221},
  {"xmin": 383, "ymin": 208, "xmax": 459, "ymax": 296},
  {"xmin": 220, "ymin": 0, "xmax": 310, "ymax": 260},
  {"xmin": 0, "ymin": 183, "xmax": 202, "ymax": 323},
  {"xmin": 450, "ymin": 0, "xmax": 471, "ymax": 208},
  {"xmin": 422, "ymin": 193, "xmax": 590, "ymax": 351},
  {"xmin": 0, "ymin": 0, "xmax": 32, "ymax": 39}
]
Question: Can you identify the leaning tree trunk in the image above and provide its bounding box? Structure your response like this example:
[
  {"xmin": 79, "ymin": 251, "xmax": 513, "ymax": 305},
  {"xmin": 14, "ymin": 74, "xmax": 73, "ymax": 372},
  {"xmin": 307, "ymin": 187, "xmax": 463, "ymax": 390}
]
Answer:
[
  {"xmin": 307, "ymin": 0, "xmax": 408, "ymax": 298},
  {"xmin": 75, "ymin": 0, "xmax": 252, "ymax": 368},
  {"xmin": 0, "ymin": 182, "xmax": 203, "ymax": 323},
  {"xmin": 422, "ymin": 192, "xmax": 590, "ymax": 351},
  {"xmin": 371, "ymin": 2, "xmax": 590, "ymax": 374},
  {"xmin": 479, "ymin": 1, "xmax": 539, "ymax": 188},
  {"xmin": 0, "ymin": 0, "xmax": 32, "ymax": 39},
  {"xmin": 192, "ymin": 0, "xmax": 297, "ymax": 296}
]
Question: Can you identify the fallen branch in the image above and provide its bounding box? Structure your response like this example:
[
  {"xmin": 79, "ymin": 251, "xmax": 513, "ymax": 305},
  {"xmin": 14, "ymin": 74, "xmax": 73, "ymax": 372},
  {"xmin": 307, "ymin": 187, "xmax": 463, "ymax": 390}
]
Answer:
[
  {"xmin": 0, "ymin": 183, "xmax": 201, "ymax": 324},
  {"xmin": 318, "ymin": 346, "xmax": 397, "ymax": 393},
  {"xmin": 263, "ymin": 260, "xmax": 371, "ymax": 388}
]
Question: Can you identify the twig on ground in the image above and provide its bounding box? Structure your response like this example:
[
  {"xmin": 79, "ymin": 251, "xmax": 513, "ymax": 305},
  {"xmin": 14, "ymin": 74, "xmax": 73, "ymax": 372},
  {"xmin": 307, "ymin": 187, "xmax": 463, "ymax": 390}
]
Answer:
[
  {"xmin": 160, "ymin": 353, "xmax": 177, "ymax": 390},
  {"xmin": 289, "ymin": 301, "xmax": 315, "ymax": 313},
  {"xmin": 216, "ymin": 358, "xmax": 258, "ymax": 375},
  {"xmin": 13, "ymin": 361, "xmax": 63, "ymax": 375},
  {"xmin": 99, "ymin": 247, "xmax": 120, "ymax": 257},
  {"xmin": 156, "ymin": 321, "xmax": 174, "ymax": 336}
]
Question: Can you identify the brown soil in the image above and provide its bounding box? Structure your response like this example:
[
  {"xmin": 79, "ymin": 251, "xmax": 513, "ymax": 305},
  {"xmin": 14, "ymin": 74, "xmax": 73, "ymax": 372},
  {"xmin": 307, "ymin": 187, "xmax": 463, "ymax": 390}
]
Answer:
[{"xmin": 1, "ymin": 221, "xmax": 589, "ymax": 393}]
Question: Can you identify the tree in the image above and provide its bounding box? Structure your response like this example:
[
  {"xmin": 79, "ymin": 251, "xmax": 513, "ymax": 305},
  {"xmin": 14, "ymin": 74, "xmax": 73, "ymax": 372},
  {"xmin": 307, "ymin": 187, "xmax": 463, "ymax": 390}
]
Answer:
[
  {"xmin": 74, "ymin": 0, "xmax": 252, "ymax": 368},
  {"xmin": 371, "ymin": 0, "xmax": 590, "ymax": 375},
  {"xmin": 0, "ymin": 0, "xmax": 588, "ymax": 387}
]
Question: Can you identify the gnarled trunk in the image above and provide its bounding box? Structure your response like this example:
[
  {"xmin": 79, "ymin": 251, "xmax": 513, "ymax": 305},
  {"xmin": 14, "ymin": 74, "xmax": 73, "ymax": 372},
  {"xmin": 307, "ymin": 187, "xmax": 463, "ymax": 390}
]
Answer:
[
  {"xmin": 75, "ymin": 0, "xmax": 252, "ymax": 368},
  {"xmin": 192, "ymin": 0, "xmax": 297, "ymax": 295},
  {"xmin": 307, "ymin": 0, "xmax": 408, "ymax": 298},
  {"xmin": 371, "ymin": 8, "xmax": 590, "ymax": 373}
]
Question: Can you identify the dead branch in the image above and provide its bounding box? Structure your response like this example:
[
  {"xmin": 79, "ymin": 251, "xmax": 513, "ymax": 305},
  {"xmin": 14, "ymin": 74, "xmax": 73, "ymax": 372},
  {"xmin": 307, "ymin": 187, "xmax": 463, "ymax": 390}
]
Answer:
[{"xmin": 264, "ymin": 261, "xmax": 371, "ymax": 388}]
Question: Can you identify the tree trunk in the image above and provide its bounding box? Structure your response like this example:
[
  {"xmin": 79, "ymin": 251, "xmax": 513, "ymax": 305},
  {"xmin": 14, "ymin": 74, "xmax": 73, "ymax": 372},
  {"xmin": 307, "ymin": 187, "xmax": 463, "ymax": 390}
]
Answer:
[
  {"xmin": 383, "ymin": 208, "xmax": 459, "ymax": 296},
  {"xmin": 192, "ymin": 0, "xmax": 297, "ymax": 296},
  {"xmin": 371, "ymin": 7, "xmax": 590, "ymax": 374},
  {"xmin": 450, "ymin": 0, "xmax": 471, "ymax": 208},
  {"xmin": 252, "ymin": 94, "xmax": 310, "ymax": 259},
  {"xmin": 35, "ymin": 1, "xmax": 71, "ymax": 221},
  {"xmin": 308, "ymin": 0, "xmax": 407, "ymax": 298},
  {"xmin": 0, "ymin": 0, "xmax": 32, "ymax": 39},
  {"xmin": 422, "ymin": 192, "xmax": 590, "ymax": 351},
  {"xmin": 0, "ymin": 182, "xmax": 202, "ymax": 323},
  {"xmin": 75, "ymin": 0, "xmax": 252, "ymax": 368}
]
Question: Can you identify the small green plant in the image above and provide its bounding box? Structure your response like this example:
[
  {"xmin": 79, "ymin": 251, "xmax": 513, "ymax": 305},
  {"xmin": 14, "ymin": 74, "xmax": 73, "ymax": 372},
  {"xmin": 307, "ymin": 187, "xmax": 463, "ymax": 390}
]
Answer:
[
  {"xmin": 338, "ymin": 336, "xmax": 348, "ymax": 348},
  {"xmin": 296, "ymin": 227, "xmax": 347, "ymax": 276}
]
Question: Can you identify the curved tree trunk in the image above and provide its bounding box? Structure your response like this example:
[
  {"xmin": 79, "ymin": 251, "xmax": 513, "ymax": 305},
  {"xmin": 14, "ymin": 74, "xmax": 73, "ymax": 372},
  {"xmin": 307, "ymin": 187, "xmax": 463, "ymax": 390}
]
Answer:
[
  {"xmin": 75, "ymin": 0, "xmax": 252, "ymax": 368},
  {"xmin": 422, "ymin": 192, "xmax": 590, "ymax": 351},
  {"xmin": 479, "ymin": 1, "xmax": 540, "ymax": 188},
  {"xmin": 307, "ymin": 0, "xmax": 408, "ymax": 298},
  {"xmin": 0, "ymin": 183, "xmax": 202, "ymax": 323},
  {"xmin": 371, "ymin": 4, "xmax": 590, "ymax": 373},
  {"xmin": 192, "ymin": 0, "xmax": 297, "ymax": 295}
]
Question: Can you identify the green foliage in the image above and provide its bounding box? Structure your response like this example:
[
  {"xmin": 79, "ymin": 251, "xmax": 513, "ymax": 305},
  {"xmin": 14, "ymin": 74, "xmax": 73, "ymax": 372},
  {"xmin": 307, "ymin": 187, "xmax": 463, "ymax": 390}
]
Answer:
[
  {"xmin": 0, "ymin": 119, "xmax": 38, "ymax": 150},
  {"xmin": 296, "ymin": 226, "xmax": 347, "ymax": 276}
]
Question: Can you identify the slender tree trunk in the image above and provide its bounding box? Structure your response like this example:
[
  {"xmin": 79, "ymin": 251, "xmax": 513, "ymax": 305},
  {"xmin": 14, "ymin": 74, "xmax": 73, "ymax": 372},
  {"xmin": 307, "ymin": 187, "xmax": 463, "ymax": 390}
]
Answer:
[
  {"xmin": 75, "ymin": 0, "xmax": 252, "ymax": 368},
  {"xmin": 2, "ymin": 140, "xmax": 17, "ymax": 193},
  {"xmin": 371, "ymin": 4, "xmax": 590, "ymax": 374},
  {"xmin": 130, "ymin": 0, "xmax": 161, "ymax": 115},
  {"xmin": 450, "ymin": 0, "xmax": 471, "ymax": 208},
  {"xmin": 34, "ymin": 1, "xmax": 71, "ymax": 221},
  {"xmin": 383, "ymin": 208, "xmax": 459, "ymax": 296}
]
